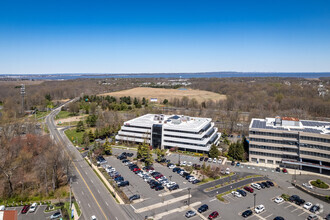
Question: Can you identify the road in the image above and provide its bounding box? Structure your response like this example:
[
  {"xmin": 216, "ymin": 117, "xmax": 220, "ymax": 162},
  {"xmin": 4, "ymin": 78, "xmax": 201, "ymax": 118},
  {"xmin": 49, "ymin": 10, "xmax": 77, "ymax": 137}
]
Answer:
[{"xmin": 46, "ymin": 100, "xmax": 139, "ymax": 220}]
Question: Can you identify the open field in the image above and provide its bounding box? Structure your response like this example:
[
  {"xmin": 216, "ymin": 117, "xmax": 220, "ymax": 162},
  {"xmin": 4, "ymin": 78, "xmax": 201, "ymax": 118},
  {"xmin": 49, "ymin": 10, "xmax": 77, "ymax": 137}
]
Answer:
[{"xmin": 98, "ymin": 87, "xmax": 226, "ymax": 103}]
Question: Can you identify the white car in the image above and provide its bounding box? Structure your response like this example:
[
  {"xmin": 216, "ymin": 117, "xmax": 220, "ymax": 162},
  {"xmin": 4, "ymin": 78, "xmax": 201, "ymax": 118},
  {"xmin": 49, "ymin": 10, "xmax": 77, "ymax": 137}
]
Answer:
[
  {"xmin": 29, "ymin": 203, "xmax": 37, "ymax": 213},
  {"xmin": 187, "ymin": 162, "xmax": 192, "ymax": 166},
  {"xmin": 144, "ymin": 177, "xmax": 151, "ymax": 182},
  {"xmin": 181, "ymin": 161, "xmax": 187, "ymax": 166},
  {"xmin": 303, "ymin": 183, "xmax": 314, "ymax": 189},
  {"xmin": 274, "ymin": 197, "xmax": 284, "ymax": 203},
  {"xmin": 304, "ymin": 202, "xmax": 313, "ymax": 210},
  {"xmin": 169, "ymin": 164, "xmax": 176, "ymax": 169},
  {"xmin": 255, "ymin": 205, "xmax": 265, "ymax": 214},
  {"xmin": 225, "ymin": 168, "xmax": 230, "ymax": 175},
  {"xmin": 208, "ymin": 158, "xmax": 212, "ymax": 162},
  {"xmin": 213, "ymin": 158, "xmax": 217, "ymax": 163},
  {"xmin": 137, "ymin": 172, "xmax": 144, "ymax": 178},
  {"xmin": 251, "ymin": 183, "xmax": 261, "ymax": 190},
  {"xmin": 188, "ymin": 177, "xmax": 196, "ymax": 182},
  {"xmin": 148, "ymin": 170, "xmax": 155, "ymax": 174},
  {"xmin": 166, "ymin": 182, "xmax": 176, "ymax": 188},
  {"xmin": 218, "ymin": 159, "xmax": 222, "ymax": 164},
  {"xmin": 91, "ymin": 215, "xmax": 97, "ymax": 220},
  {"xmin": 231, "ymin": 191, "xmax": 242, "ymax": 198}
]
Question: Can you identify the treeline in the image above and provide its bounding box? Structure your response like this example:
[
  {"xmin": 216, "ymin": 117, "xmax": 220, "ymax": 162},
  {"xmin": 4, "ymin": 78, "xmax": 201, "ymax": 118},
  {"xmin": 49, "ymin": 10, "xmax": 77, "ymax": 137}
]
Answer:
[{"xmin": 0, "ymin": 125, "xmax": 70, "ymax": 200}]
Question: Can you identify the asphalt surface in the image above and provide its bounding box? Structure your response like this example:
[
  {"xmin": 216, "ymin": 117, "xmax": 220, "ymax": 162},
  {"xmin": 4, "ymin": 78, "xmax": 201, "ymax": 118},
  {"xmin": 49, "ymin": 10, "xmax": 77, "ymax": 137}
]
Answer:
[{"xmin": 46, "ymin": 101, "xmax": 138, "ymax": 220}]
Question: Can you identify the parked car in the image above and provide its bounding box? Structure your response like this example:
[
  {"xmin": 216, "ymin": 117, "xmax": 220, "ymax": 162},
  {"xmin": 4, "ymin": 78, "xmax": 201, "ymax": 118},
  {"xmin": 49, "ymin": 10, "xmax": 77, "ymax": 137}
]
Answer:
[
  {"xmin": 242, "ymin": 209, "xmax": 253, "ymax": 218},
  {"xmin": 208, "ymin": 158, "xmax": 212, "ymax": 162},
  {"xmin": 218, "ymin": 159, "xmax": 222, "ymax": 164},
  {"xmin": 266, "ymin": 181, "xmax": 274, "ymax": 187},
  {"xmin": 274, "ymin": 197, "xmax": 284, "ymax": 203},
  {"xmin": 208, "ymin": 211, "xmax": 219, "ymax": 219},
  {"xmin": 21, "ymin": 205, "xmax": 30, "ymax": 214},
  {"xmin": 236, "ymin": 162, "xmax": 241, "ymax": 166},
  {"xmin": 197, "ymin": 204, "xmax": 208, "ymax": 213},
  {"xmin": 180, "ymin": 161, "xmax": 187, "ymax": 166},
  {"xmin": 155, "ymin": 185, "xmax": 164, "ymax": 191},
  {"xmin": 213, "ymin": 158, "xmax": 217, "ymax": 163},
  {"xmin": 273, "ymin": 217, "xmax": 285, "ymax": 220},
  {"xmin": 237, "ymin": 189, "xmax": 247, "ymax": 197},
  {"xmin": 258, "ymin": 182, "xmax": 266, "ymax": 189},
  {"xmin": 50, "ymin": 212, "xmax": 62, "ymax": 219},
  {"xmin": 275, "ymin": 167, "xmax": 281, "ymax": 172},
  {"xmin": 231, "ymin": 161, "xmax": 235, "ymax": 166},
  {"xmin": 231, "ymin": 191, "xmax": 242, "ymax": 198},
  {"xmin": 310, "ymin": 204, "xmax": 320, "ymax": 213},
  {"xmin": 200, "ymin": 157, "xmax": 204, "ymax": 161},
  {"xmin": 295, "ymin": 198, "xmax": 305, "ymax": 206},
  {"xmin": 192, "ymin": 179, "xmax": 200, "ymax": 184},
  {"xmin": 304, "ymin": 202, "xmax": 313, "ymax": 210},
  {"xmin": 91, "ymin": 215, "xmax": 97, "ymax": 220},
  {"xmin": 262, "ymin": 181, "xmax": 270, "ymax": 188},
  {"xmin": 244, "ymin": 186, "xmax": 254, "ymax": 193},
  {"xmin": 289, "ymin": 195, "xmax": 300, "ymax": 202},
  {"xmin": 255, "ymin": 205, "xmax": 265, "ymax": 214},
  {"xmin": 129, "ymin": 194, "xmax": 140, "ymax": 202},
  {"xmin": 282, "ymin": 168, "xmax": 288, "ymax": 173},
  {"xmin": 29, "ymin": 202, "xmax": 38, "ymax": 213},
  {"xmin": 173, "ymin": 167, "xmax": 180, "ymax": 172},
  {"xmin": 169, "ymin": 164, "xmax": 176, "ymax": 169},
  {"xmin": 204, "ymin": 157, "xmax": 208, "ymax": 162},
  {"xmin": 185, "ymin": 210, "xmax": 196, "ymax": 218},
  {"xmin": 169, "ymin": 184, "xmax": 179, "ymax": 191},
  {"xmin": 307, "ymin": 214, "xmax": 319, "ymax": 220},
  {"xmin": 117, "ymin": 181, "xmax": 129, "ymax": 187},
  {"xmin": 251, "ymin": 183, "xmax": 261, "ymax": 190}
]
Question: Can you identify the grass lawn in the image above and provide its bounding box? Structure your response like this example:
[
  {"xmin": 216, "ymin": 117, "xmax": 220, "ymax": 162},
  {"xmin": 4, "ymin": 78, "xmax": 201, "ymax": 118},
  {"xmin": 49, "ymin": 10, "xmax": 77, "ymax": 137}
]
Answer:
[
  {"xmin": 55, "ymin": 111, "xmax": 74, "ymax": 120},
  {"xmin": 64, "ymin": 129, "xmax": 85, "ymax": 146}
]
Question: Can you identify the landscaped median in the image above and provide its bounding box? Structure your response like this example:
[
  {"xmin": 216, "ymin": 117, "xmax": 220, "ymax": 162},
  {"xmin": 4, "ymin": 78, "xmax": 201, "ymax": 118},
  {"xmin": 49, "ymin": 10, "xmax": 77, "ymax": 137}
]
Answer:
[
  {"xmin": 205, "ymin": 175, "xmax": 262, "ymax": 192},
  {"xmin": 85, "ymin": 157, "xmax": 125, "ymax": 204}
]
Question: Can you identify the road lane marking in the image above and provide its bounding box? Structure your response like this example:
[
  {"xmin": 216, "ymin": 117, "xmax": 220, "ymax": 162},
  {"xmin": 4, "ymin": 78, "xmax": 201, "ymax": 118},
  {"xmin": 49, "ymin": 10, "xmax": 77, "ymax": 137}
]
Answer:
[
  {"xmin": 105, "ymin": 202, "xmax": 109, "ymax": 206},
  {"xmin": 115, "ymin": 217, "xmax": 118, "ymax": 220},
  {"xmin": 209, "ymin": 198, "xmax": 216, "ymax": 202},
  {"xmin": 91, "ymin": 179, "xmax": 93, "ymax": 183},
  {"xmin": 50, "ymin": 114, "xmax": 109, "ymax": 220},
  {"xmin": 98, "ymin": 190, "xmax": 100, "ymax": 193},
  {"xmin": 88, "ymin": 203, "xmax": 91, "ymax": 208}
]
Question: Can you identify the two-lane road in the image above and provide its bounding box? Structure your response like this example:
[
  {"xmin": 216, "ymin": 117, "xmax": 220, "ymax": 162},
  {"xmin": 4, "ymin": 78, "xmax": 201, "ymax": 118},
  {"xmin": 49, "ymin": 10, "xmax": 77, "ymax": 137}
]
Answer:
[{"xmin": 46, "ymin": 102, "xmax": 139, "ymax": 220}]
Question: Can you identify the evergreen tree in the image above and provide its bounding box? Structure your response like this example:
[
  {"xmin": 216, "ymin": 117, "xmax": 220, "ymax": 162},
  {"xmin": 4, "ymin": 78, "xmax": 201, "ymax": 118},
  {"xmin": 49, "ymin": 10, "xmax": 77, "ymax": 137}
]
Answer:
[
  {"xmin": 88, "ymin": 130, "xmax": 95, "ymax": 142},
  {"xmin": 82, "ymin": 131, "xmax": 90, "ymax": 145},
  {"xmin": 137, "ymin": 144, "xmax": 143, "ymax": 159},
  {"xmin": 163, "ymin": 99, "xmax": 168, "ymax": 104},
  {"xmin": 209, "ymin": 144, "xmax": 220, "ymax": 158},
  {"xmin": 104, "ymin": 138, "xmax": 112, "ymax": 155},
  {"xmin": 76, "ymin": 120, "xmax": 85, "ymax": 132},
  {"xmin": 142, "ymin": 97, "xmax": 146, "ymax": 105},
  {"xmin": 133, "ymin": 97, "xmax": 139, "ymax": 106}
]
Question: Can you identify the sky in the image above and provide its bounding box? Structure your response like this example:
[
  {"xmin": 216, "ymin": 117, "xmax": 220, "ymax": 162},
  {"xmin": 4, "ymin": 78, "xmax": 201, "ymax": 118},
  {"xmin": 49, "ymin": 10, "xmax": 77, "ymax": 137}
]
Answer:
[{"xmin": 0, "ymin": 0, "xmax": 330, "ymax": 74}]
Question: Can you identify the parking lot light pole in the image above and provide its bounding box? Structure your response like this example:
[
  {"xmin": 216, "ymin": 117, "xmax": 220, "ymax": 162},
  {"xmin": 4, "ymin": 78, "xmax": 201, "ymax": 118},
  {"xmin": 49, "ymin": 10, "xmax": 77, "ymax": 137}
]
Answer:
[
  {"xmin": 169, "ymin": 175, "xmax": 172, "ymax": 182},
  {"xmin": 253, "ymin": 193, "xmax": 256, "ymax": 210},
  {"xmin": 188, "ymin": 188, "xmax": 191, "ymax": 206}
]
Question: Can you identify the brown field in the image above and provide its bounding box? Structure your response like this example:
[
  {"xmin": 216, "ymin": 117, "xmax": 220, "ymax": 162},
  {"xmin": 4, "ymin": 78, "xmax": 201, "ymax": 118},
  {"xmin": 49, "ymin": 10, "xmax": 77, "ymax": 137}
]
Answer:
[{"xmin": 98, "ymin": 87, "xmax": 226, "ymax": 103}]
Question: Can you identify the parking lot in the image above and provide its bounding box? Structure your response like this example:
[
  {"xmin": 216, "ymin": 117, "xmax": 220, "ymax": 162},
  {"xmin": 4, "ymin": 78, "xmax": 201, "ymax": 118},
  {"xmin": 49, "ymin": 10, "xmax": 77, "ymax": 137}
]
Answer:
[
  {"xmin": 6, "ymin": 205, "xmax": 61, "ymax": 220},
  {"xmin": 109, "ymin": 148, "xmax": 330, "ymax": 220}
]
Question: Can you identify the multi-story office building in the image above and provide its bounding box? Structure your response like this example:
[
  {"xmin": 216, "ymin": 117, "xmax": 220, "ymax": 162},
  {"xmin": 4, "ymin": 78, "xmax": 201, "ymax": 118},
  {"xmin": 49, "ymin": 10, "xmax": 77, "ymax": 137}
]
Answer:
[
  {"xmin": 249, "ymin": 116, "xmax": 330, "ymax": 174},
  {"xmin": 115, "ymin": 114, "xmax": 220, "ymax": 153}
]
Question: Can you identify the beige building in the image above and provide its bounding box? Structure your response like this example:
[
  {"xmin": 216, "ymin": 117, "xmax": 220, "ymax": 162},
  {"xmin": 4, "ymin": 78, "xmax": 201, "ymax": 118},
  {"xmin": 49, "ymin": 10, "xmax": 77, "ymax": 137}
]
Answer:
[{"xmin": 249, "ymin": 116, "xmax": 330, "ymax": 175}]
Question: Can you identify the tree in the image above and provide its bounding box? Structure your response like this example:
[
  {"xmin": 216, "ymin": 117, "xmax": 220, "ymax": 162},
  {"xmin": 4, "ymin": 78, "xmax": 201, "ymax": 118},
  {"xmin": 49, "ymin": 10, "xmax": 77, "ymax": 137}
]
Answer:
[
  {"xmin": 68, "ymin": 102, "xmax": 79, "ymax": 115},
  {"xmin": 133, "ymin": 97, "xmax": 139, "ymax": 106},
  {"xmin": 82, "ymin": 132, "xmax": 90, "ymax": 145},
  {"xmin": 228, "ymin": 141, "xmax": 244, "ymax": 161},
  {"xmin": 209, "ymin": 144, "xmax": 220, "ymax": 158},
  {"xmin": 163, "ymin": 99, "xmax": 168, "ymax": 105},
  {"xmin": 45, "ymin": 94, "xmax": 52, "ymax": 101},
  {"xmin": 137, "ymin": 144, "xmax": 143, "ymax": 159},
  {"xmin": 142, "ymin": 97, "xmax": 146, "ymax": 105},
  {"xmin": 88, "ymin": 130, "xmax": 95, "ymax": 142},
  {"xmin": 76, "ymin": 120, "xmax": 85, "ymax": 132},
  {"xmin": 86, "ymin": 115, "xmax": 98, "ymax": 127},
  {"xmin": 156, "ymin": 149, "xmax": 165, "ymax": 162},
  {"xmin": 90, "ymin": 102, "xmax": 97, "ymax": 115},
  {"xmin": 104, "ymin": 138, "xmax": 112, "ymax": 155}
]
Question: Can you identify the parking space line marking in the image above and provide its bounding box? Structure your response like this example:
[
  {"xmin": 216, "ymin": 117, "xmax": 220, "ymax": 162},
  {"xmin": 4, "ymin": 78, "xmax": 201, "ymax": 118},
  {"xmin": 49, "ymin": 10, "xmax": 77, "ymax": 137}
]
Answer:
[
  {"xmin": 264, "ymin": 214, "xmax": 273, "ymax": 219},
  {"xmin": 284, "ymin": 204, "xmax": 292, "ymax": 208},
  {"xmin": 291, "ymin": 208, "xmax": 299, "ymax": 212},
  {"xmin": 209, "ymin": 198, "xmax": 216, "ymax": 202},
  {"xmin": 298, "ymin": 212, "xmax": 305, "ymax": 216}
]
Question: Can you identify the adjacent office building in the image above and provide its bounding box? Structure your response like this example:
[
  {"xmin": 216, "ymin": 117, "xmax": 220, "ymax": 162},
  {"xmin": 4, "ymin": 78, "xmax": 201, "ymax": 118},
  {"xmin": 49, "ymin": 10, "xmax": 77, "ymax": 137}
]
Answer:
[
  {"xmin": 115, "ymin": 114, "xmax": 220, "ymax": 153},
  {"xmin": 249, "ymin": 116, "xmax": 330, "ymax": 174}
]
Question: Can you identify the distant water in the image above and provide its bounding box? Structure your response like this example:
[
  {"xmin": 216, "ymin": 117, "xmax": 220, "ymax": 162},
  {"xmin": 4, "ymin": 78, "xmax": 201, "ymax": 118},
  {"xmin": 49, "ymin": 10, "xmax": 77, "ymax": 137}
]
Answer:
[{"xmin": 1, "ymin": 72, "xmax": 329, "ymax": 80}]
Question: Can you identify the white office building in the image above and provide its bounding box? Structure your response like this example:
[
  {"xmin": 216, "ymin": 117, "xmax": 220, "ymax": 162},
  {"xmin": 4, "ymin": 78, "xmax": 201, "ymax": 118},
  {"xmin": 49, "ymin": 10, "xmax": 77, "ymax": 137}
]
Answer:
[
  {"xmin": 115, "ymin": 114, "xmax": 220, "ymax": 153},
  {"xmin": 249, "ymin": 116, "xmax": 330, "ymax": 174}
]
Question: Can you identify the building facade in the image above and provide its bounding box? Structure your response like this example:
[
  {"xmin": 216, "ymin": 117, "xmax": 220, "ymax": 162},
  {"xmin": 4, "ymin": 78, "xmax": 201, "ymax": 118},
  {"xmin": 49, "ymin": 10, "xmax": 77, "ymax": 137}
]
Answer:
[
  {"xmin": 249, "ymin": 116, "xmax": 330, "ymax": 174},
  {"xmin": 115, "ymin": 114, "xmax": 220, "ymax": 153}
]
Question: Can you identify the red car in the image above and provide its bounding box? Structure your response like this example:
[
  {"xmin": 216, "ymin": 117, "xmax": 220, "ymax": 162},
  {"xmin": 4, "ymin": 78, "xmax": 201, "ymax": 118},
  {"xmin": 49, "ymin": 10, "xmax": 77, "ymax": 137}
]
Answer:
[
  {"xmin": 208, "ymin": 211, "xmax": 219, "ymax": 219},
  {"xmin": 244, "ymin": 186, "xmax": 254, "ymax": 193},
  {"xmin": 21, "ymin": 205, "xmax": 30, "ymax": 214},
  {"xmin": 133, "ymin": 168, "xmax": 141, "ymax": 172},
  {"xmin": 155, "ymin": 174, "xmax": 163, "ymax": 179},
  {"xmin": 282, "ymin": 168, "xmax": 288, "ymax": 173}
]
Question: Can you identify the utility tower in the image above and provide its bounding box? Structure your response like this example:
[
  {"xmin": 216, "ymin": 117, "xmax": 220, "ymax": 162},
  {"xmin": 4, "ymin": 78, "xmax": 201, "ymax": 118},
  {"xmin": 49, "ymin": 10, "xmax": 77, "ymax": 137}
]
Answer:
[{"xmin": 21, "ymin": 84, "xmax": 25, "ymax": 114}]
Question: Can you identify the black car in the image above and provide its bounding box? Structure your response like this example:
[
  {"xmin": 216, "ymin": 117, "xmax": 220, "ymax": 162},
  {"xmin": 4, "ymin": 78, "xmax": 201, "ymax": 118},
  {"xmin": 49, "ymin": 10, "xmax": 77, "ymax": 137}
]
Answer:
[
  {"xmin": 155, "ymin": 185, "xmax": 164, "ymax": 191},
  {"xmin": 192, "ymin": 179, "xmax": 200, "ymax": 184},
  {"xmin": 258, "ymin": 182, "xmax": 266, "ymax": 189},
  {"xmin": 204, "ymin": 157, "xmax": 208, "ymax": 162},
  {"xmin": 198, "ymin": 204, "xmax": 208, "ymax": 213},
  {"xmin": 295, "ymin": 198, "xmax": 305, "ymax": 206},
  {"xmin": 150, "ymin": 183, "xmax": 161, "ymax": 189},
  {"xmin": 289, "ymin": 195, "xmax": 300, "ymax": 202},
  {"xmin": 242, "ymin": 210, "xmax": 253, "ymax": 218},
  {"xmin": 275, "ymin": 167, "xmax": 281, "ymax": 172},
  {"xmin": 310, "ymin": 205, "xmax": 320, "ymax": 213},
  {"xmin": 129, "ymin": 194, "xmax": 140, "ymax": 202},
  {"xmin": 182, "ymin": 172, "xmax": 190, "ymax": 178},
  {"xmin": 237, "ymin": 189, "xmax": 247, "ymax": 197},
  {"xmin": 185, "ymin": 175, "xmax": 193, "ymax": 180},
  {"xmin": 122, "ymin": 159, "xmax": 129, "ymax": 163},
  {"xmin": 148, "ymin": 180, "xmax": 158, "ymax": 185},
  {"xmin": 266, "ymin": 181, "xmax": 274, "ymax": 187},
  {"xmin": 114, "ymin": 176, "xmax": 124, "ymax": 182},
  {"xmin": 273, "ymin": 217, "xmax": 284, "ymax": 220},
  {"xmin": 176, "ymin": 169, "xmax": 184, "ymax": 174},
  {"xmin": 169, "ymin": 184, "xmax": 179, "ymax": 191},
  {"xmin": 117, "ymin": 181, "xmax": 129, "ymax": 187},
  {"xmin": 262, "ymin": 182, "xmax": 270, "ymax": 188},
  {"xmin": 151, "ymin": 172, "xmax": 161, "ymax": 177},
  {"xmin": 231, "ymin": 161, "xmax": 235, "ymax": 166},
  {"xmin": 326, "ymin": 213, "xmax": 330, "ymax": 220},
  {"xmin": 200, "ymin": 157, "xmax": 204, "ymax": 161},
  {"xmin": 173, "ymin": 167, "xmax": 180, "ymax": 172},
  {"xmin": 127, "ymin": 153, "xmax": 134, "ymax": 157}
]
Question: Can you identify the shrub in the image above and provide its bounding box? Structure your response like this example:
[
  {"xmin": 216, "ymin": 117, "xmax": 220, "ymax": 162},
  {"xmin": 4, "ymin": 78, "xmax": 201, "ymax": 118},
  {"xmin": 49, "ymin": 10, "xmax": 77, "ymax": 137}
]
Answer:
[
  {"xmin": 281, "ymin": 193, "xmax": 290, "ymax": 201},
  {"xmin": 311, "ymin": 179, "xmax": 329, "ymax": 189}
]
